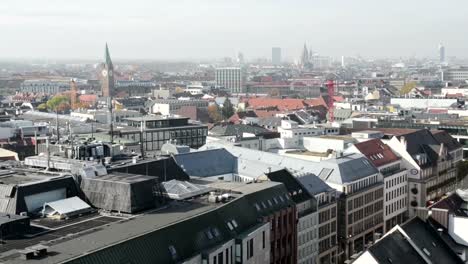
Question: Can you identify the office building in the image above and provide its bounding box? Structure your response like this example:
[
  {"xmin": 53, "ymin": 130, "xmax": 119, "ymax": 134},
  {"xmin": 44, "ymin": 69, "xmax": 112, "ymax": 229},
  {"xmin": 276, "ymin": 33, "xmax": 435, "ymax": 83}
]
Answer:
[
  {"xmin": 215, "ymin": 67, "xmax": 242, "ymax": 94},
  {"xmin": 272, "ymin": 47, "xmax": 281, "ymax": 65},
  {"xmin": 116, "ymin": 116, "xmax": 208, "ymax": 151},
  {"xmin": 441, "ymin": 67, "xmax": 468, "ymax": 81},
  {"xmin": 318, "ymin": 154, "xmax": 384, "ymax": 262}
]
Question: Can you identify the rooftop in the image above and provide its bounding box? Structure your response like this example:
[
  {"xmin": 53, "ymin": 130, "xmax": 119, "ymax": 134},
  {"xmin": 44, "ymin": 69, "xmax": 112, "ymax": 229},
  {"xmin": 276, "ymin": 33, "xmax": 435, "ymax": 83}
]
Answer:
[{"xmin": 1, "ymin": 181, "xmax": 288, "ymax": 264}]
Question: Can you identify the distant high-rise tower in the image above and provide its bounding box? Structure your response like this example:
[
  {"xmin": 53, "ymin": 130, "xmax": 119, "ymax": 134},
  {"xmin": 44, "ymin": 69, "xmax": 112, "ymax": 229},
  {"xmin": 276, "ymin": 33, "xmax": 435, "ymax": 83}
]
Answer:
[
  {"xmin": 272, "ymin": 47, "xmax": 281, "ymax": 65},
  {"xmin": 439, "ymin": 43, "xmax": 446, "ymax": 64},
  {"xmin": 237, "ymin": 52, "xmax": 245, "ymax": 64},
  {"xmin": 300, "ymin": 43, "xmax": 313, "ymax": 70},
  {"xmin": 101, "ymin": 43, "xmax": 114, "ymax": 97}
]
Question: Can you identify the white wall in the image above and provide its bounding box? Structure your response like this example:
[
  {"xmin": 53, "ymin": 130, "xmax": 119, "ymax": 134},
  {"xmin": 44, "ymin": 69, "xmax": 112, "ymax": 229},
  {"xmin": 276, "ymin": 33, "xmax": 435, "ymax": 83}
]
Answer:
[{"xmin": 449, "ymin": 214, "xmax": 468, "ymax": 246}]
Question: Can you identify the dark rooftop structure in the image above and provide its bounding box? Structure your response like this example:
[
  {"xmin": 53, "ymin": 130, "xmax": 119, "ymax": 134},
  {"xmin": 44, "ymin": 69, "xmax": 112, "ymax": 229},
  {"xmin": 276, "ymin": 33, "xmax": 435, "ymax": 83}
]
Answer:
[
  {"xmin": 0, "ymin": 181, "xmax": 293, "ymax": 264},
  {"xmin": 80, "ymin": 172, "xmax": 162, "ymax": 214},
  {"xmin": 362, "ymin": 217, "xmax": 464, "ymax": 264},
  {"xmin": 0, "ymin": 170, "xmax": 80, "ymax": 215}
]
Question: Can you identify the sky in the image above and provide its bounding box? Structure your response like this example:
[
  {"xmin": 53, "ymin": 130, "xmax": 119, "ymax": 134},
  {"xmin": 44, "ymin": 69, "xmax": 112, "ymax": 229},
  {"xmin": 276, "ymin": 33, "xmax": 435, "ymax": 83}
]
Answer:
[{"xmin": 1, "ymin": 0, "xmax": 467, "ymax": 61}]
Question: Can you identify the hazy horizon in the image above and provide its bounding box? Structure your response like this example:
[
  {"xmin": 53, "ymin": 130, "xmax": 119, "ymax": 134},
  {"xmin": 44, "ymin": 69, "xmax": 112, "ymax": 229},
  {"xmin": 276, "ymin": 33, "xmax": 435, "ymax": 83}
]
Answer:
[{"xmin": 1, "ymin": 0, "xmax": 467, "ymax": 61}]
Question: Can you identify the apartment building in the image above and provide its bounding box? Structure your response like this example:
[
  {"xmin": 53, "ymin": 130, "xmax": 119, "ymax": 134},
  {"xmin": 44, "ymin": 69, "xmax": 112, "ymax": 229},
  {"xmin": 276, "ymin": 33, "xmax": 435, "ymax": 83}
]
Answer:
[{"xmin": 348, "ymin": 139, "xmax": 408, "ymax": 233}]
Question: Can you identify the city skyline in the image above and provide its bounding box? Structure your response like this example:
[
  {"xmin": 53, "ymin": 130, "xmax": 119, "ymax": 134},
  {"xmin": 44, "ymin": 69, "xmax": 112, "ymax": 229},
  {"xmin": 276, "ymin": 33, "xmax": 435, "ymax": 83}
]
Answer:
[{"xmin": 1, "ymin": 0, "xmax": 467, "ymax": 60}]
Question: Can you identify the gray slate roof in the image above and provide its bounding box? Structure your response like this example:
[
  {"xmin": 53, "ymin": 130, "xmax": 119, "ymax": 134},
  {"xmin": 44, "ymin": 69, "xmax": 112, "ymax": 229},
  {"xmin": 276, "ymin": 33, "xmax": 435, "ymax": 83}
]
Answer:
[{"xmin": 319, "ymin": 153, "xmax": 378, "ymax": 184}]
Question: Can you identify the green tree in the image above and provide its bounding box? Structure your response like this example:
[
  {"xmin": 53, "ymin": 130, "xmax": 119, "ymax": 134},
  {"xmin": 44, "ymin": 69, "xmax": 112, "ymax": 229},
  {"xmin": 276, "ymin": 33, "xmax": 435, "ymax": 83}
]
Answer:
[
  {"xmin": 46, "ymin": 95, "xmax": 70, "ymax": 113},
  {"xmin": 222, "ymin": 98, "xmax": 235, "ymax": 119},
  {"xmin": 37, "ymin": 103, "xmax": 48, "ymax": 112}
]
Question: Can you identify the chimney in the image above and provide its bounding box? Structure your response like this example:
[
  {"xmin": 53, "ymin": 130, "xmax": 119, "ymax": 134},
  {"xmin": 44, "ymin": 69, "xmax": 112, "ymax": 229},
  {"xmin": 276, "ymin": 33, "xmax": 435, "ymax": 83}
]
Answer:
[{"xmin": 400, "ymin": 136, "xmax": 407, "ymax": 149}]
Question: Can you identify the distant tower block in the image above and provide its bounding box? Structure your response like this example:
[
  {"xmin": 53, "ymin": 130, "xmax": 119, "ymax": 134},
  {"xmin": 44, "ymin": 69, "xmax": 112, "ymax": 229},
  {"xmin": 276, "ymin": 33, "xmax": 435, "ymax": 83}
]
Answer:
[
  {"xmin": 439, "ymin": 43, "xmax": 446, "ymax": 64},
  {"xmin": 101, "ymin": 43, "xmax": 115, "ymax": 97},
  {"xmin": 272, "ymin": 47, "xmax": 281, "ymax": 65}
]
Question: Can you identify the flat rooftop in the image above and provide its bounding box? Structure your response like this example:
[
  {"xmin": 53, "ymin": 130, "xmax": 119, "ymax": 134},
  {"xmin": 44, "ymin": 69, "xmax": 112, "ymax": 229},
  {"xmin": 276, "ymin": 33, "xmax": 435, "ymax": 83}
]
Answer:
[
  {"xmin": 124, "ymin": 116, "xmax": 189, "ymax": 122},
  {"xmin": 0, "ymin": 180, "xmax": 281, "ymax": 263},
  {"xmin": 0, "ymin": 169, "xmax": 66, "ymax": 186}
]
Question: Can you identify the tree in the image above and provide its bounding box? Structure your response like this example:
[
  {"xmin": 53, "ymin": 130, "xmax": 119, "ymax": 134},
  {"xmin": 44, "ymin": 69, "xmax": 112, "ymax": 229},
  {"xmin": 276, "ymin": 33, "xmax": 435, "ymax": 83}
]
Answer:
[
  {"xmin": 46, "ymin": 95, "xmax": 70, "ymax": 113},
  {"xmin": 57, "ymin": 102, "xmax": 71, "ymax": 113},
  {"xmin": 222, "ymin": 98, "xmax": 235, "ymax": 119},
  {"xmin": 208, "ymin": 104, "xmax": 223, "ymax": 123},
  {"xmin": 175, "ymin": 87, "xmax": 185, "ymax": 94},
  {"xmin": 400, "ymin": 82, "xmax": 417, "ymax": 95},
  {"xmin": 37, "ymin": 103, "xmax": 48, "ymax": 112},
  {"xmin": 269, "ymin": 88, "xmax": 280, "ymax": 97}
]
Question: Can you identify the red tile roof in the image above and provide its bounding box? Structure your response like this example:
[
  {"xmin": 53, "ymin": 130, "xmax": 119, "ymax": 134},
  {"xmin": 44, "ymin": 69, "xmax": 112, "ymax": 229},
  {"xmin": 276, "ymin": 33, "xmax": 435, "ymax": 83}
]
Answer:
[
  {"xmin": 79, "ymin": 94, "xmax": 97, "ymax": 102},
  {"xmin": 354, "ymin": 138, "xmax": 400, "ymax": 167},
  {"xmin": 247, "ymin": 98, "xmax": 306, "ymax": 111},
  {"xmin": 304, "ymin": 97, "xmax": 328, "ymax": 108},
  {"xmin": 254, "ymin": 109, "xmax": 281, "ymax": 118}
]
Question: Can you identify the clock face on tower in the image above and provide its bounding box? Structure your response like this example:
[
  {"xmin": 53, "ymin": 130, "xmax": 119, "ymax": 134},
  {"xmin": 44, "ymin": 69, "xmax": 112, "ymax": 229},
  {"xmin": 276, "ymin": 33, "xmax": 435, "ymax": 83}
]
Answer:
[
  {"xmin": 102, "ymin": 69, "xmax": 108, "ymax": 77},
  {"xmin": 108, "ymin": 70, "xmax": 113, "ymax": 77}
]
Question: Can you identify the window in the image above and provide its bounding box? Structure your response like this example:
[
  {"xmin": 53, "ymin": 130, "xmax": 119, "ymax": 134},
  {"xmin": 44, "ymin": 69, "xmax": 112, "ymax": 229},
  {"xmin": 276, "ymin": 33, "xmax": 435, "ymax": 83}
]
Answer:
[
  {"xmin": 205, "ymin": 230, "xmax": 214, "ymax": 240},
  {"xmin": 212, "ymin": 227, "xmax": 221, "ymax": 237},
  {"xmin": 232, "ymin": 219, "xmax": 238, "ymax": 228},
  {"xmin": 218, "ymin": 252, "xmax": 224, "ymax": 264},
  {"xmin": 227, "ymin": 222, "xmax": 234, "ymax": 230},
  {"xmin": 262, "ymin": 231, "xmax": 266, "ymax": 249},
  {"xmin": 247, "ymin": 238, "xmax": 254, "ymax": 259},
  {"xmin": 168, "ymin": 245, "xmax": 177, "ymax": 260}
]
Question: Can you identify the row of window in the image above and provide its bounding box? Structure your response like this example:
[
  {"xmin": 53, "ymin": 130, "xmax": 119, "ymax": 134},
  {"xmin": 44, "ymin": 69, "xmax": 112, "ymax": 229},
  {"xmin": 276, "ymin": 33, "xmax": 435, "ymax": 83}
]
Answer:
[
  {"xmin": 380, "ymin": 163, "xmax": 401, "ymax": 176},
  {"xmin": 319, "ymin": 236, "xmax": 337, "ymax": 253},
  {"xmin": 346, "ymin": 175, "xmax": 379, "ymax": 194},
  {"xmin": 318, "ymin": 221, "xmax": 337, "ymax": 238},
  {"xmin": 270, "ymin": 213, "xmax": 294, "ymax": 230},
  {"xmin": 348, "ymin": 201, "xmax": 383, "ymax": 225},
  {"xmin": 385, "ymin": 197, "xmax": 407, "ymax": 216},
  {"xmin": 254, "ymin": 194, "xmax": 289, "ymax": 213},
  {"xmin": 299, "ymin": 229, "xmax": 318, "ymax": 245},
  {"xmin": 318, "ymin": 206, "xmax": 337, "ymax": 224},
  {"xmin": 386, "ymin": 185, "xmax": 407, "ymax": 202},
  {"xmin": 348, "ymin": 214, "xmax": 383, "ymax": 237},
  {"xmin": 385, "ymin": 173, "xmax": 407, "ymax": 189}
]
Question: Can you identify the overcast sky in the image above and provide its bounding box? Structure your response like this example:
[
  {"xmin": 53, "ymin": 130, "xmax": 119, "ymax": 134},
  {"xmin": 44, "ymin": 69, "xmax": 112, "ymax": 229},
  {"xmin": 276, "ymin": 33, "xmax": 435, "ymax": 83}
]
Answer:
[{"xmin": 1, "ymin": 0, "xmax": 466, "ymax": 61}]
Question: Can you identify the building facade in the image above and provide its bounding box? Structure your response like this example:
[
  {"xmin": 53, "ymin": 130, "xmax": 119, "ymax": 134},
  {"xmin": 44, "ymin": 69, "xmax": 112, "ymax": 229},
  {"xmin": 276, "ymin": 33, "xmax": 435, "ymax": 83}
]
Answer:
[
  {"xmin": 117, "ymin": 116, "xmax": 208, "ymax": 151},
  {"xmin": 150, "ymin": 99, "xmax": 208, "ymax": 115},
  {"xmin": 215, "ymin": 67, "xmax": 242, "ymax": 94},
  {"xmin": 318, "ymin": 154, "xmax": 384, "ymax": 262},
  {"xmin": 349, "ymin": 139, "xmax": 409, "ymax": 233}
]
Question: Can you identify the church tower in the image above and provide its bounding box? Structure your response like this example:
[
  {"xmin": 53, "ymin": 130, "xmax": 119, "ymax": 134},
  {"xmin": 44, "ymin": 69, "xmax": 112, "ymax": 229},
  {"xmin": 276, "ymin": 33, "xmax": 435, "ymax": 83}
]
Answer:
[{"xmin": 101, "ymin": 43, "xmax": 114, "ymax": 97}]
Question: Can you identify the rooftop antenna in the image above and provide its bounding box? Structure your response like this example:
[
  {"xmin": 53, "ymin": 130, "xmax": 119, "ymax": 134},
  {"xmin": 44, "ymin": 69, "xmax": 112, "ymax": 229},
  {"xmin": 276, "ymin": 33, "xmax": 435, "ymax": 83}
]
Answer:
[
  {"xmin": 108, "ymin": 97, "xmax": 114, "ymax": 144},
  {"xmin": 46, "ymin": 136, "xmax": 51, "ymax": 170},
  {"xmin": 55, "ymin": 111, "xmax": 60, "ymax": 143}
]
